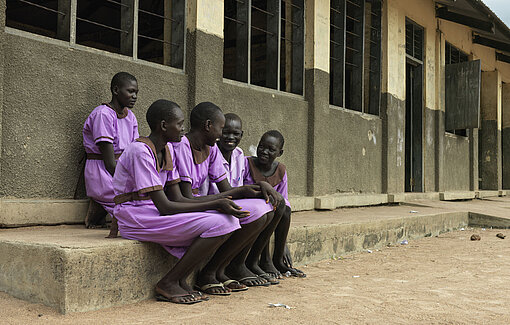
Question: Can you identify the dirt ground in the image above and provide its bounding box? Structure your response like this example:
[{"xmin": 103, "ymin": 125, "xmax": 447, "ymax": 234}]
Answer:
[{"xmin": 3, "ymin": 228, "xmax": 510, "ymax": 325}]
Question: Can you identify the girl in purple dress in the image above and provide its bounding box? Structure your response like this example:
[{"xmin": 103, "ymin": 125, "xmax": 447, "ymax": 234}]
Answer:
[
  {"xmin": 173, "ymin": 102, "xmax": 279, "ymax": 293},
  {"xmin": 244, "ymin": 130, "xmax": 306, "ymax": 278},
  {"xmin": 83, "ymin": 72, "xmax": 139, "ymax": 231},
  {"xmin": 113, "ymin": 100, "xmax": 263, "ymax": 304}
]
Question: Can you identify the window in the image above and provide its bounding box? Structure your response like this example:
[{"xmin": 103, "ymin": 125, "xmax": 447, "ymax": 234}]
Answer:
[
  {"xmin": 6, "ymin": 0, "xmax": 185, "ymax": 69},
  {"xmin": 224, "ymin": 0, "xmax": 304, "ymax": 95},
  {"xmin": 445, "ymin": 42, "xmax": 471, "ymax": 137},
  {"xmin": 405, "ymin": 20, "xmax": 423, "ymax": 62},
  {"xmin": 6, "ymin": 0, "xmax": 70, "ymax": 41},
  {"xmin": 330, "ymin": 0, "xmax": 382, "ymax": 115},
  {"xmin": 138, "ymin": 0, "xmax": 185, "ymax": 69}
]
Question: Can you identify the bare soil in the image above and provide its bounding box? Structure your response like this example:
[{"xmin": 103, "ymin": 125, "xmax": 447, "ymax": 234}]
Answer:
[{"xmin": 3, "ymin": 228, "xmax": 510, "ymax": 324}]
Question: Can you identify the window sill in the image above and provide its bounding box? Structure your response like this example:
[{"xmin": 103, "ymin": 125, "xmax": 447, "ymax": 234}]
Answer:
[{"xmin": 329, "ymin": 104, "xmax": 381, "ymax": 121}]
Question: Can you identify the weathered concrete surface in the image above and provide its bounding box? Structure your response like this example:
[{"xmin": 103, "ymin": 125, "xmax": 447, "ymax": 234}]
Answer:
[
  {"xmin": 439, "ymin": 191, "xmax": 476, "ymax": 201},
  {"xmin": 8, "ymin": 197, "xmax": 510, "ymax": 313},
  {"xmin": 387, "ymin": 193, "xmax": 406, "ymax": 203},
  {"xmin": 1, "ymin": 32, "xmax": 189, "ymax": 199},
  {"xmin": 0, "ymin": 199, "xmax": 88, "ymax": 227},
  {"xmin": 404, "ymin": 192, "xmax": 440, "ymax": 201},
  {"xmin": 468, "ymin": 212, "xmax": 510, "ymax": 229},
  {"xmin": 288, "ymin": 196, "xmax": 315, "ymax": 212},
  {"xmin": 381, "ymin": 93, "xmax": 405, "ymax": 194},
  {"xmin": 315, "ymin": 193, "xmax": 388, "ymax": 210},
  {"xmin": 443, "ymin": 132, "xmax": 470, "ymax": 191},
  {"xmin": 476, "ymin": 190, "xmax": 500, "ymax": 199}
]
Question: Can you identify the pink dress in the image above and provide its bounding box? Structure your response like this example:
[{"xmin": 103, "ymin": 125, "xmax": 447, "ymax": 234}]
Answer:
[
  {"xmin": 200, "ymin": 147, "xmax": 246, "ymax": 195},
  {"xmin": 243, "ymin": 157, "xmax": 291, "ymax": 208},
  {"xmin": 172, "ymin": 136, "xmax": 272, "ymax": 224},
  {"xmin": 113, "ymin": 137, "xmax": 241, "ymax": 258},
  {"xmin": 83, "ymin": 104, "xmax": 139, "ymax": 214}
]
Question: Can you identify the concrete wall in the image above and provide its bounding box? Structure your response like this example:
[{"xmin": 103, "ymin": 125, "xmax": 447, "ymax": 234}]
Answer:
[
  {"xmin": 0, "ymin": 0, "xmax": 510, "ymax": 207},
  {"xmin": 1, "ymin": 32, "xmax": 188, "ymax": 199}
]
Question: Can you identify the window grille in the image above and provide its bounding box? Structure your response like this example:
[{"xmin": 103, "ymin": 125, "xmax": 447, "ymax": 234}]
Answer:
[{"xmin": 224, "ymin": 0, "xmax": 304, "ymax": 95}]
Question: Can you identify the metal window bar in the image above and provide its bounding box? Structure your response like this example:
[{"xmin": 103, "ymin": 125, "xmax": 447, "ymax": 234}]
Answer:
[
  {"xmin": 345, "ymin": 0, "xmax": 360, "ymax": 8},
  {"xmin": 103, "ymin": 0, "xmax": 129, "ymax": 8},
  {"xmin": 346, "ymin": 14, "xmax": 360, "ymax": 23},
  {"xmin": 76, "ymin": 17, "xmax": 129, "ymax": 34},
  {"xmin": 251, "ymin": 25, "xmax": 275, "ymax": 36},
  {"xmin": 346, "ymin": 30, "xmax": 360, "ymax": 37},
  {"xmin": 331, "ymin": 7, "xmax": 343, "ymax": 15},
  {"xmin": 252, "ymin": 5, "xmax": 275, "ymax": 16},
  {"xmin": 225, "ymin": 16, "xmax": 246, "ymax": 24},
  {"xmin": 281, "ymin": 17, "xmax": 299, "ymax": 27},
  {"xmin": 138, "ymin": 8, "xmax": 177, "ymax": 22},
  {"xmin": 331, "ymin": 23, "xmax": 343, "ymax": 30},
  {"xmin": 138, "ymin": 34, "xmax": 180, "ymax": 47},
  {"xmin": 281, "ymin": 0, "xmax": 300, "ymax": 9},
  {"xmin": 14, "ymin": 0, "xmax": 66, "ymax": 16}
]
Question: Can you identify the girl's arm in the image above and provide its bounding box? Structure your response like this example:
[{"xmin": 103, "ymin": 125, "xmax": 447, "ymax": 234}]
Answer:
[
  {"xmin": 98, "ymin": 141, "xmax": 117, "ymax": 176},
  {"xmin": 166, "ymin": 182, "xmax": 229, "ymax": 203},
  {"xmin": 149, "ymin": 189, "xmax": 249, "ymax": 217},
  {"xmin": 178, "ymin": 179, "xmax": 260, "ymax": 201}
]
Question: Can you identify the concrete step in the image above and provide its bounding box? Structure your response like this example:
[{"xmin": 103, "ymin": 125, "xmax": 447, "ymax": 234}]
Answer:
[{"xmin": 439, "ymin": 191, "xmax": 476, "ymax": 201}]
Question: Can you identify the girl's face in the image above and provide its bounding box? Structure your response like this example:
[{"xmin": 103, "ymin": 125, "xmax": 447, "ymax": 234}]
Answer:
[
  {"xmin": 257, "ymin": 135, "xmax": 283, "ymax": 166},
  {"xmin": 218, "ymin": 118, "xmax": 243, "ymax": 152},
  {"xmin": 114, "ymin": 80, "xmax": 138, "ymax": 108},
  {"xmin": 164, "ymin": 108, "xmax": 185, "ymax": 143},
  {"xmin": 206, "ymin": 113, "xmax": 225, "ymax": 146}
]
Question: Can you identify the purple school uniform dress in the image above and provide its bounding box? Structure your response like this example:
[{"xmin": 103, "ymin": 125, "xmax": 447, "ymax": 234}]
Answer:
[
  {"xmin": 200, "ymin": 147, "xmax": 245, "ymax": 195},
  {"xmin": 83, "ymin": 104, "xmax": 139, "ymax": 214},
  {"xmin": 113, "ymin": 137, "xmax": 240, "ymax": 258},
  {"xmin": 173, "ymin": 136, "xmax": 272, "ymax": 224},
  {"xmin": 243, "ymin": 157, "xmax": 291, "ymax": 208}
]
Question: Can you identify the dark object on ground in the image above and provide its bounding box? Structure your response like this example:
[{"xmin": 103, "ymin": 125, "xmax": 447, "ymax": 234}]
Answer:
[
  {"xmin": 496, "ymin": 233, "xmax": 506, "ymax": 239},
  {"xmin": 470, "ymin": 234, "xmax": 481, "ymax": 241}
]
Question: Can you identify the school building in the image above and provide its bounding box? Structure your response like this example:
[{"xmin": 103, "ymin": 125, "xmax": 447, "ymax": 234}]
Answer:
[
  {"xmin": 0, "ymin": 0, "xmax": 510, "ymax": 219},
  {"xmin": 4, "ymin": 0, "xmax": 510, "ymax": 314}
]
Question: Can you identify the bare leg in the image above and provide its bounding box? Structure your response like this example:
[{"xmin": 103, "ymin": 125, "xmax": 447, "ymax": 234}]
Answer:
[
  {"xmin": 198, "ymin": 213, "xmax": 270, "ymax": 292},
  {"xmin": 156, "ymin": 234, "xmax": 230, "ymax": 303},
  {"xmin": 106, "ymin": 216, "xmax": 119, "ymax": 238},
  {"xmin": 246, "ymin": 202, "xmax": 285, "ymax": 277},
  {"xmin": 85, "ymin": 199, "xmax": 107, "ymax": 228},
  {"xmin": 273, "ymin": 206, "xmax": 306, "ymax": 277}
]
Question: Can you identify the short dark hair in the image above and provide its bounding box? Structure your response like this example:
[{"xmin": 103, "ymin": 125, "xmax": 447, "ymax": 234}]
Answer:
[
  {"xmin": 190, "ymin": 102, "xmax": 223, "ymax": 129},
  {"xmin": 146, "ymin": 99, "xmax": 181, "ymax": 131},
  {"xmin": 224, "ymin": 113, "xmax": 242, "ymax": 127},
  {"xmin": 111, "ymin": 72, "xmax": 137, "ymax": 92},
  {"xmin": 263, "ymin": 130, "xmax": 285, "ymax": 149}
]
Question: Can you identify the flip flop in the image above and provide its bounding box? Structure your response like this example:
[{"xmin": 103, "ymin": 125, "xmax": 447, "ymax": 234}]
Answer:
[
  {"xmin": 155, "ymin": 293, "xmax": 202, "ymax": 304},
  {"xmin": 289, "ymin": 268, "xmax": 307, "ymax": 278},
  {"xmin": 194, "ymin": 283, "xmax": 231, "ymax": 296},
  {"xmin": 258, "ymin": 273, "xmax": 280, "ymax": 285},
  {"xmin": 223, "ymin": 279, "xmax": 248, "ymax": 292},
  {"xmin": 238, "ymin": 276, "xmax": 271, "ymax": 287},
  {"xmin": 190, "ymin": 291, "xmax": 210, "ymax": 301},
  {"xmin": 267, "ymin": 271, "xmax": 283, "ymax": 280}
]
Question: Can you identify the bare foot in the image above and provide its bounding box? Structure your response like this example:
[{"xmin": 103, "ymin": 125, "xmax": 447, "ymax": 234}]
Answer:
[
  {"xmin": 226, "ymin": 263, "xmax": 268, "ymax": 286},
  {"xmin": 155, "ymin": 281, "xmax": 200, "ymax": 304}
]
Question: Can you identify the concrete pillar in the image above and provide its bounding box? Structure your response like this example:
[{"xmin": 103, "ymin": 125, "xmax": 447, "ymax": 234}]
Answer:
[
  {"xmin": 479, "ymin": 71, "xmax": 502, "ymax": 190},
  {"xmin": 0, "ymin": 0, "xmax": 5, "ymax": 189},
  {"xmin": 502, "ymin": 83, "xmax": 510, "ymax": 189},
  {"xmin": 185, "ymin": 0, "xmax": 224, "ymax": 112},
  {"xmin": 434, "ymin": 30, "xmax": 445, "ymax": 192},
  {"xmin": 381, "ymin": 1, "xmax": 405, "ymax": 194},
  {"xmin": 304, "ymin": 0, "xmax": 331, "ymax": 196}
]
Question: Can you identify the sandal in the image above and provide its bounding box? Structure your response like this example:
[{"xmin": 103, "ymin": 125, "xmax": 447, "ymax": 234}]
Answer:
[
  {"xmin": 223, "ymin": 279, "xmax": 248, "ymax": 292},
  {"xmin": 258, "ymin": 273, "xmax": 280, "ymax": 285},
  {"xmin": 238, "ymin": 276, "xmax": 271, "ymax": 287},
  {"xmin": 194, "ymin": 283, "xmax": 231, "ymax": 296}
]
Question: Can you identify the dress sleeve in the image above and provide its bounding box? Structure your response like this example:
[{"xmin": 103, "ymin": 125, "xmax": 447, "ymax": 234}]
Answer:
[
  {"xmin": 132, "ymin": 115, "xmax": 140, "ymax": 140},
  {"xmin": 172, "ymin": 141, "xmax": 193, "ymax": 184},
  {"xmin": 92, "ymin": 109, "xmax": 115, "ymax": 144},
  {"xmin": 242, "ymin": 157, "xmax": 255, "ymax": 185},
  {"xmin": 208, "ymin": 145, "xmax": 227, "ymax": 183},
  {"xmin": 130, "ymin": 145, "xmax": 164, "ymax": 194},
  {"xmin": 275, "ymin": 171, "xmax": 289, "ymax": 201},
  {"xmin": 167, "ymin": 145, "xmax": 181, "ymax": 185}
]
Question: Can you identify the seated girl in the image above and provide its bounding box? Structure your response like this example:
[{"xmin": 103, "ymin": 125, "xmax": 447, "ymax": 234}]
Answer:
[
  {"xmin": 113, "ymin": 99, "xmax": 264, "ymax": 304},
  {"xmin": 172, "ymin": 102, "xmax": 278, "ymax": 290},
  {"xmin": 244, "ymin": 130, "xmax": 306, "ymax": 278},
  {"xmin": 82, "ymin": 72, "xmax": 139, "ymax": 231}
]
